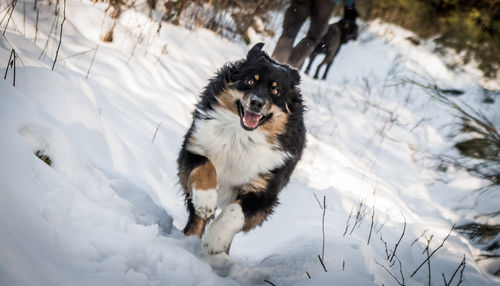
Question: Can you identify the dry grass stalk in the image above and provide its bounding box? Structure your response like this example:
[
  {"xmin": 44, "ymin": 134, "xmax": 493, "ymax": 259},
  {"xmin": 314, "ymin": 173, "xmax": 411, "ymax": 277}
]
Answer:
[
  {"xmin": 86, "ymin": 45, "xmax": 98, "ymax": 79},
  {"xmin": 3, "ymin": 48, "xmax": 16, "ymax": 86},
  {"xmin": 51, "ymin": 0, "xmax": 66, "ymax": 70},
  {"xmin": 2, "ymin": 0, "xmax": 17, "ymax": 36},
  {"xmin": 411, "ymin": 224, "xmax": 455, "ymax": 278}
]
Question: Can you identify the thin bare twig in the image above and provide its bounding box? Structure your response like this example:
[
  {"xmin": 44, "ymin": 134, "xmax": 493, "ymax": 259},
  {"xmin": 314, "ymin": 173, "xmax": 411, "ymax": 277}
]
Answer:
[
  {"xmin": 52, "ymin": 0, "xmax": 66, "ymax": 70},
  {"xmin": 421, "ymin": 235, "xmax": 434, "ymax": 254},
  {"xmin": 318, "ymin": 254, "xmax": 327, "ymax": 272},
  {"xmin": 376, "ymin": 213, "xmax": 388, "ymax": 233},
  {"xmin": 34, "ymin": 9, "xmax": 39, "ymax": 44},
  {"xmin": 39, "ymin": 9, "xmax": 58, "ymax": 59},
  {"xmin": 394, "ymin": 255, "xmax": 406, "ymax": 286},
  {"xmin": 411, "ymin": 224, "xmax": 455, "ymax": 278},
  {"xmin": 263, "ymin": 279, "xmax": 277, "ymax": 286},
  {"xmin": 343, "ymin": 206, "xmax": 354, "ymax": 236},
  {"xmin": 86, "ymin": 45, "xmax": 98, "ymax": 79},
  {"xmin": 13, "ymin": 47, "xmax": 15, "ymax": 86},
  {"xmin": 4, "ymin": 49, "xmax": 14, "ymax": 79},
  {"xmin": 59, "ymin": 47, "xmax": 95, "ymax": 60},
  {"xmin": 350, "ymin": 198, "xmax": 367, "ymax": 235},
  {"xmin": 457, "ymin": 257, "xmax": 466, "ymax": 286},
  {"xmin": 152, "ymin": 121, "xmax": 162, "ymax": 142},
  {"xmin": 321, "ymin": 195, "xmax": 326, "ymax": 261},
  {"xmin": 442, "ymin": 255, "xmax": 466, "ymax": 286},
  {"xmin": 0, "ymin": 4, "xmax": 14, "ymax": 27},
  {"xmin": 375, "ymin": 259, "xmax": 404, "ymax": 286},
  {"xmin": 313, "ymin": 192, "xmax": 323, "ymax": 209},
  {"xmin": 2, "ymin": 0, "xmax": 17, "ymax": 36},
  {"xmin": 389, "ymin": 212, "xmax": 406, "ymax": 263},
  {"xmin": 410, "ymin": 229, "xmax": 428, "ymax": 247},
  {"xmin": 306, "ymin": 272, "xmax": 311, "ymax": 279},
  {"xmin": 425, "ymin": 239, "xmax": 431, "ymax": 286},
  {"xmin": 380, "ymin": 235, "xmax": 390, "ymax": 260},
  {"xmin": 4, "ymin": 48, "xmax": 15, "ymax": 86},
  {"xmin": 23, "ymin": 0, "xmax": 25, "ymax": 36},
  {"xmin": 367, "ymin": 189, "xmax": 376, "ymax": 245}
]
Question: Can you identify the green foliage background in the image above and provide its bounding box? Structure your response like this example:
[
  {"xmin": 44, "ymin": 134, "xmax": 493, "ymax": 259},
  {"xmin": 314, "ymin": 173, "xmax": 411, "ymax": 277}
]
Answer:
[{"xmin": 356, "ymin": 0, "xmax": 500, "ymax": 78}]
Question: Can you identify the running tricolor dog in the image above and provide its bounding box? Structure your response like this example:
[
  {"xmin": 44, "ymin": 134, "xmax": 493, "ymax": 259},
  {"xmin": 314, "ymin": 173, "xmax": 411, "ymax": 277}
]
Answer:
[{"xmin": 177, "ymin": 43, "xmax": 306, "ymax": 255}]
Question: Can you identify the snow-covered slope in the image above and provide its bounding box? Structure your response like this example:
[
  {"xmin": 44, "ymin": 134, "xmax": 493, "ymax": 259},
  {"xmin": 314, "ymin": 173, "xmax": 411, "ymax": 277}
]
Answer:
[{"xmin": 1, "ymin": 1, "xmax": 499, "ymax": 285}]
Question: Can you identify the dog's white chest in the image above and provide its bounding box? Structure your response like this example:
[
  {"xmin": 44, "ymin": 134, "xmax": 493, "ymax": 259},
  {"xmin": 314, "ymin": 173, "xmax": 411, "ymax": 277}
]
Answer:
[{"xmin": 188, "ymin": 108, "xmax": 289, "ymax": 189}]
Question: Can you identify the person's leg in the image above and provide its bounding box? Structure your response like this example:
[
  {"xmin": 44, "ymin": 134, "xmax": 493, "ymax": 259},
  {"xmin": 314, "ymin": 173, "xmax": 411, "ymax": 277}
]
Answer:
[
  {"xmin": 271, "ymin": 0, "xmax": 310, "ymax": 63},
  {"xmin": 287, "ymin": 0, "xmax": 334, "ymax": 68}
]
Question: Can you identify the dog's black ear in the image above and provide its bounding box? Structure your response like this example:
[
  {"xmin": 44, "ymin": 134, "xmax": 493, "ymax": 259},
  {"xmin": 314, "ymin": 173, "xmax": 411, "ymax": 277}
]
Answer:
[
  {"xmin": 286, "ymin": 86, "xmax": 304, "ymax": 113},
  {"xmin": 227, "ymin": 59, "xmax": 245, "ymax": 82},
  {"xmin": 246, "ymin": 42, "xmax": 265, "ymax": 60},
  {"xmin": 285, "ymin": 67, "xmax": 302, "ymax": 112},
  {"xmin": 289, "ymin": 68, "xmax": 301, "ymax": 87}
]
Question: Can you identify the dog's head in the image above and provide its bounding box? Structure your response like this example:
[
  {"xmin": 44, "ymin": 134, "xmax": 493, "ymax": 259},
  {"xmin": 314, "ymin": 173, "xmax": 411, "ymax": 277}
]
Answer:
[
  {"xmin": 218, "ymin": 43, "xmax": 302, "ymax": 132},
  {"xmin": 342, "ymin": 20, "xmax": 358, "ymax": 43}
]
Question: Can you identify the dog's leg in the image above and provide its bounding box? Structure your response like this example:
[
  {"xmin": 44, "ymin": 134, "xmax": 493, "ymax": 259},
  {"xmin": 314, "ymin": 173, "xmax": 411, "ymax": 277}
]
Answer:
[
  {"xmin": 179, "ymin": 151, "xmax": 218, "ymax": 237},
  {"xmin": 202, "ymin": 189, "xmax": 275, "ymax": 255},
  {"xmin": 184, "ymin": 199, "xmax": 208, "ymax": 237},
  {"xmin": 188, "ymin": 160, "xmax": 218, "ymax": 220},
  {"xmin": 314, "ymin": 61, "xmax": 324, "ymax": 79},
  {"xmin": 322, "ymin": 61, "xmax": 333, "ymax": 80},
  {"xmin": 202, "ymin": 202, "xmax": 245, "ymax": 255},
  {"xmin": 304, "ymin": 53, "xmax": 316, "ymax": 75},
  {"xmin": 321, "ymin": 38, "xmax": 342, "ymax": 80}
]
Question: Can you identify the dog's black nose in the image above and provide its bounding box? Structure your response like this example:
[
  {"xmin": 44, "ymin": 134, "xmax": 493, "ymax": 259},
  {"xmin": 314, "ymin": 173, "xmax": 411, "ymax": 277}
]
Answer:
[{"xmin": 249, "ymin": 94, "xmax": 264, "ymax": 112}]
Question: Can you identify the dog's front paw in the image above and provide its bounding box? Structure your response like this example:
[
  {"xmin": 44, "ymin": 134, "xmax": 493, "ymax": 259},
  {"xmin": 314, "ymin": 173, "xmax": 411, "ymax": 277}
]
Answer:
[
  {"xmin": 201, "ymin": 227, "xmax": 230, "ymax": 255},
  {"xmin": 201, "ymin": 203, "xmax": 244, "ymax": 255},
  {"xmin": 192, "ymin": 189, "xmax": 217, "ymax": 219}
]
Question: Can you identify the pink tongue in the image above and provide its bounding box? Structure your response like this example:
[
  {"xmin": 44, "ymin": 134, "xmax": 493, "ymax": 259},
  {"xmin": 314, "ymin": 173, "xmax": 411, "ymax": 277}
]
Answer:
[{"xmin": 243, "ymin": 111, "xmax": 262, "ymax": 129}]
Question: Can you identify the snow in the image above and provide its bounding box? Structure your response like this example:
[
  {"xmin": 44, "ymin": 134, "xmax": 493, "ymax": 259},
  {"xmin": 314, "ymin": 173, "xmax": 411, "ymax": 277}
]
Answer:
[{"xmin": 1, "ymin": 0, "xmax": 500, "ymax": 285}]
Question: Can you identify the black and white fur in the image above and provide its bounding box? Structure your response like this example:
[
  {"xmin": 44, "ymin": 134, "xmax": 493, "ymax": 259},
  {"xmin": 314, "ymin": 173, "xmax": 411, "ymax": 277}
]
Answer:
[{"xmin": 177, "ymin": 43, "xmax": 306, "ymax": 255}]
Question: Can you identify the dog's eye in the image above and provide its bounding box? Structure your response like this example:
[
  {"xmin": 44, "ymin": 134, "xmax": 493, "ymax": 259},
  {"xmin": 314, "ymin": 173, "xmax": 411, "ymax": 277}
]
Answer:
[
  {"xmin": 271, "ymin": 89, "xmax": 279, "ymax": 95},
  {"xmin": 246, "ymin": 79, "xmax": 254, "ymax": 86}
]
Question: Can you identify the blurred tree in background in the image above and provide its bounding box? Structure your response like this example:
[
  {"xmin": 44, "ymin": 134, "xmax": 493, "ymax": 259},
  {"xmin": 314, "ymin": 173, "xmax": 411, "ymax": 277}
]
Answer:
[
  {"xmin": 153, "ymin": 0, "xmax": 288, "ymax": 43},
  {"xmin": 356, "ymin": 0, "xmax": 500, "ymax": 78},
  {"xmin": 106, "ymin": 0, "xmax": 499, "ymax": 78}
]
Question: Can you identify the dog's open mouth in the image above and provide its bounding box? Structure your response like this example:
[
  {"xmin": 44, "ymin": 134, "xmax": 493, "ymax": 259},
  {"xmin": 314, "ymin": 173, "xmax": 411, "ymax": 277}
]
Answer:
[
  {"xmin": 237, "ymin": 101, "xmax": 272, "ymax": 131},
  {"xmin": 243, "ymin": 111, "xmax": 262, "ymax": 129}
]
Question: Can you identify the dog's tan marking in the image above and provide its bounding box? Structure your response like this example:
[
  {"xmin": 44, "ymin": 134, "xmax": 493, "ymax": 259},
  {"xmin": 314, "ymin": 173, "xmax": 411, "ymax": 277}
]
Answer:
[
  {"xmin": 217, "ymin": 89, "xmax": 243, "ymax": 115},
  {"xmin": 254, "ymin": 74, "xmax": 260, "ymax": 81},
  {"xmin": 184, "ymin": 215, "xmax": 207, "ymax": 237},
  {"xmin": 189, "ymin": 161, "xmax": 217, "ymax": 191},
  {"xmin": 272, "ymin": 81, "xmax": 278, "ymax": 87},
  {"xmin": 240, "ymin": 205, "xmax": 268, "ymax": 232},
  {"xmin": 254, "ymin": 96, "xmax": 272, "ymax": 115},
  {"xmin": 229, "ymin": 200, "xmax": 265, "ymax": 232},
  {"xmin": 260, "ymin": 105, "xmax": 289, "ymax": 143},
  {"xmin": 241, "ymin": 173, "xmax": 272, "ymax": 194}
]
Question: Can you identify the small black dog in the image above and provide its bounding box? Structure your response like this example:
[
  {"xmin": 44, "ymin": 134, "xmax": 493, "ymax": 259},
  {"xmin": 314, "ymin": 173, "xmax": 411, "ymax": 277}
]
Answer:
[
  {"xmin": 178, "ymin": 43, "xmax": 306, "ymax": 255},
  {"xmin": 304, "ymin": 19, "xmax": 358, "ymax": 80}
]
